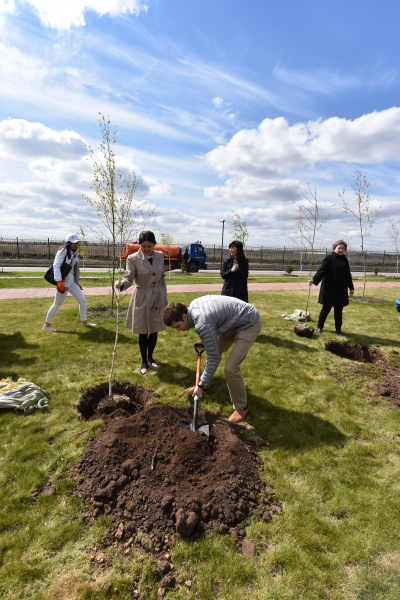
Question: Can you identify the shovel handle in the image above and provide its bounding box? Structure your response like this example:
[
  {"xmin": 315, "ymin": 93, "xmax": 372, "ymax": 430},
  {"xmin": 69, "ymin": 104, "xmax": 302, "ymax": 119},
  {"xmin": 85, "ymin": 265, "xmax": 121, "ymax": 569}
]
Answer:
[
  {"xmin": 194, "ymin": 341, "xmax": 204, "ymax": 385},
  {"xmin": 194, "ymin": 343, "xmax": 204, "ymax": 355},
  {"xmin": 192, "ymin": 395, "xmax": 200, "ymax": 429},
  {"xmin": 195, "ymin": 353, "xmax": 202, "ymax": 385}
]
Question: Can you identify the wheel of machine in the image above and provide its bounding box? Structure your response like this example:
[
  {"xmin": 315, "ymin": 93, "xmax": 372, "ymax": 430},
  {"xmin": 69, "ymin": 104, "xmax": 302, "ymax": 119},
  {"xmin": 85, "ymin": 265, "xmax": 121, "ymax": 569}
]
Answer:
[{"xmin": 187, "ymin": 261, "xmax": 199, "ymax": 273}]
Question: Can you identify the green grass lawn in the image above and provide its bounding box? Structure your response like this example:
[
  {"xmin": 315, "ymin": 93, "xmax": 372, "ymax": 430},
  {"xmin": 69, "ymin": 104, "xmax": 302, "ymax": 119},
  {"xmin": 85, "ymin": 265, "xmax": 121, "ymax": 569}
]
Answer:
[{"xmin": 0, "ymin": 286, "xmax": 400, "ymax": 599}]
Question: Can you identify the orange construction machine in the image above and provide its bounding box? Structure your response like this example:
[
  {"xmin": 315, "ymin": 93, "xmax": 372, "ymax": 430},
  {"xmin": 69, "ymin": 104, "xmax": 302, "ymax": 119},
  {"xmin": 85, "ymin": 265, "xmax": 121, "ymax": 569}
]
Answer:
[{"xmin": 121, "ymin": 242, "xmax": 207, "ymax": 272}]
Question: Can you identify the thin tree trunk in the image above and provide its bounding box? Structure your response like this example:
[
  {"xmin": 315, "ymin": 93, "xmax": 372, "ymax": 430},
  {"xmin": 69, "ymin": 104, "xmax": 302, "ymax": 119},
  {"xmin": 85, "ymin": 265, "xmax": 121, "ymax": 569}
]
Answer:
[
  {"xmin": 362, "ymin": 252, "xmax": 367, "ymax": 300},
  {"xmin": 108, "ymin": 288, "xmax": 120, "ymax": 396}
]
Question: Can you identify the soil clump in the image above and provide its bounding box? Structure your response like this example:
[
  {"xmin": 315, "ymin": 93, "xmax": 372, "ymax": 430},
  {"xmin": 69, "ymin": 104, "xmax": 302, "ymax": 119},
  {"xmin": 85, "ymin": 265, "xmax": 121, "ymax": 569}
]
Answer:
[
  {"xmin": 74, "ymin": 384, "xmax": 280, "ymax": 555},
  {"xmin": 294, "ymin": 323, "xmax": 315, "ymax": 338}
]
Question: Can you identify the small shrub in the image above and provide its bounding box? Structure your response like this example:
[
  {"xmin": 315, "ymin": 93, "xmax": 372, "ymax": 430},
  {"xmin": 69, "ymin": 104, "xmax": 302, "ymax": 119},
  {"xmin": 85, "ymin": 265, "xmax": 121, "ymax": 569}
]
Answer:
[
  {"xmin": 285, "ymin": 265, "xmax": 294, "ymax": 275},
  {"xmin": 373, "ymin": 266, "xmax": 379, "ymax": 276}
]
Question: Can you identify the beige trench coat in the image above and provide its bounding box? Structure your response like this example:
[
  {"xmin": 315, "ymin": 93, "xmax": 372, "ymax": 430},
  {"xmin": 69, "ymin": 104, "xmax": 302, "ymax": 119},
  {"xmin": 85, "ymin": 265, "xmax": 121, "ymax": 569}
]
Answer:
[{"xmin": 121, "ymin": 249, "xmax": 167, "ymax": 334}]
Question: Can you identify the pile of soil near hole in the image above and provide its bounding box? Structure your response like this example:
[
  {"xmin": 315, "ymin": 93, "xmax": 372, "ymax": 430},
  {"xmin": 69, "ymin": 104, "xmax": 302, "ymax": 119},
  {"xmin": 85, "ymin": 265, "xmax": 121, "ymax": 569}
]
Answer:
[
  {"xmin": 74, "ymin": 383, "xmax": 281, "ymax": 556},
  {"xmin": 325, "ymin": 341, "xmax": 400, "ymax": 407}
]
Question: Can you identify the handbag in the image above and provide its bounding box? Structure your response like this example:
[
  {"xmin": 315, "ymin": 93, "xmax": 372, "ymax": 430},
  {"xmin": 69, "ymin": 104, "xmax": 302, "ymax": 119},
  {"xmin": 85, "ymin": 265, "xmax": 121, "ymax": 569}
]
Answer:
[{"xmin": 44, "ymin": 253, "xmax": 73, "ymax": 285}]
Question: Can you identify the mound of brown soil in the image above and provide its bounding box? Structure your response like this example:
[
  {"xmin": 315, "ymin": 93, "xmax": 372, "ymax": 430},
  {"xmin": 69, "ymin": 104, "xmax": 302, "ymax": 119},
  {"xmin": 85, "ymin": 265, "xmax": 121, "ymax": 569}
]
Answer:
[
  {"xmin": 294, "ymin": 324, "xmax": 315, "ymax": 338},
  {"xmin": 74, "ymin": 386, "xmax": 280, "ymax": 555}
]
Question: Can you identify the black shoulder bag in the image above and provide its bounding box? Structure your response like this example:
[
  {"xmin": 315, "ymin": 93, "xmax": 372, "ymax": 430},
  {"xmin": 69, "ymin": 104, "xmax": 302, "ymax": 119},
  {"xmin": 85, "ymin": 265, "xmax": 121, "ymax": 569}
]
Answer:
[{"xmin": 44, "ymin": 249, "xmax": 73, "ymax": 285}]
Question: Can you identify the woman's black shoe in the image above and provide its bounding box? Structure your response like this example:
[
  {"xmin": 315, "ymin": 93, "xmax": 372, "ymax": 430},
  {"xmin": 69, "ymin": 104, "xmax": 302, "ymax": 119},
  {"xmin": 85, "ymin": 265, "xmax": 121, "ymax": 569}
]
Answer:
[
  {"xmin": 147, "ymin": 356, "xmax": 159, "ymax": 368},
  {"xmin": 140, "ymin": 362, "xmax": 149, "ymax": 375}
]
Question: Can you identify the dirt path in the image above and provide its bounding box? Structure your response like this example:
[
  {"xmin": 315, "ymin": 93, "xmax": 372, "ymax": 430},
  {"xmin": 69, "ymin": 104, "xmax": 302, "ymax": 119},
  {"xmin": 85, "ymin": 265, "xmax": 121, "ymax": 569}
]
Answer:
[{"xmin": 1, "ymin": 280, "xmax": 400, "ymax": 300}]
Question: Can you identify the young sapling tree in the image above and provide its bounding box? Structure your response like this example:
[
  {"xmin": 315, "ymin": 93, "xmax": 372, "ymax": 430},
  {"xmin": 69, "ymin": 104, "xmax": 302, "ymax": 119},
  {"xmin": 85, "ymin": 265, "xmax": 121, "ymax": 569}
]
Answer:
[
  {"xmin": 159, "ymin": 232, "xmax": 174, "ymax": 279},
  {"xmin": 77, "ymin": 227, "xmax": 89, "ymax": 272},
  {"xmin": 387, "ymin": 219, "xmax": 400, "ymax": 277},
  {"xmin": 230, "ymin": 211, "xmax": 249, "ymax": 248},
  {"xmin": 83, "ymin": 114, "xmax": 154, "ymax": 395},
  {"xmin": 295, "ymin": 184, "xmax": 328, "ymax": 318},
  {"xmin": 339, "ymin": 167, "xmax": 380, "ymax": 300}
]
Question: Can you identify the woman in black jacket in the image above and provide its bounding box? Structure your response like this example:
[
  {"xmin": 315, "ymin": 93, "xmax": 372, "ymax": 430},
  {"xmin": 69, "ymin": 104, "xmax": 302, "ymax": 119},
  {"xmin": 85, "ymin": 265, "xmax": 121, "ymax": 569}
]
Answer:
[
  {"xmin": 309, "ymin": 239, "xmax": 354, "ymax": 335},
  {"xmin": 221, "ymin": 240, "xmax": 249, "ymax": 303}
]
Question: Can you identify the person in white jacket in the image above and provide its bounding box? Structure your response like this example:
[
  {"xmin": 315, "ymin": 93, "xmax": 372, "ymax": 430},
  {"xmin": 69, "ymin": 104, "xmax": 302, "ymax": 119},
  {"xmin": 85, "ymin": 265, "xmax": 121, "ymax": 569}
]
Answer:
[
  {"xmin": 42, "ymin": 234, "xmax": 96, "ymax": 332},
  {"xmin": 164, "ymin": 295, "xmax": 262, "ymax": 423}
]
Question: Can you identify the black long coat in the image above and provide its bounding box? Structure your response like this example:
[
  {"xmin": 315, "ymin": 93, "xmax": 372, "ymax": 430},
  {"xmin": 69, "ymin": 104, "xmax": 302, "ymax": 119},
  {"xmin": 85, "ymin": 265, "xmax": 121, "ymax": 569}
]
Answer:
[
  {"xmin": 220, "ymin": 255, "xmax": 249, "ymax": 302},
  {"xmin": 312, "ymin": 252, "xmax": 354, "ymax": 307}
]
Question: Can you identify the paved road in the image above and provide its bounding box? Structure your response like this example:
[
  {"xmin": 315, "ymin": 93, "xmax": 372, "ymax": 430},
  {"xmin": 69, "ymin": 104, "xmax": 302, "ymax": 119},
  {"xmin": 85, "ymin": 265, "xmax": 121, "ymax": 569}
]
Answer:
[{"xmin": 1, "ymin": 280, "xmax": 400, "ymax": 300}]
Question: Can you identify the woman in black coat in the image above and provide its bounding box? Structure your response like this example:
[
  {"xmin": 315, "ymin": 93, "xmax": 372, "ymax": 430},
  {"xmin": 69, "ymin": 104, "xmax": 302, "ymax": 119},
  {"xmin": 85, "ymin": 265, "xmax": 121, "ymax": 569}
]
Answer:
[
  {"xmin": 309, "ymin": 239, "xmax": 354, "ymax": 335},
  {"xmin": 221, "ymin": 240, "xmax": 249, "ymax": 303}
]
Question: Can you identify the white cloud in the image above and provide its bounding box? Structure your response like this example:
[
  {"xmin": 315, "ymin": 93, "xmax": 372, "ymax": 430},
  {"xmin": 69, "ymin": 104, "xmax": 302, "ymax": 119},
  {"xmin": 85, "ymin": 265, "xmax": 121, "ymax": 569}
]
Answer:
[
  {"xmin": 0, "ymin": 7, "xmax": 398, "ymax": 249},
  {"xmin": 213, "ymin": 96, "xmax": 224, "ymax": 108},
  {"xmin": 0, "ymin": 0, "xmax": 15, "ymax": 14},
  {"xmin": 201, "ymin": 108, "xmax": 400, "ymax": 249},
  {"xmin": 205, "ymin": 175, "xmax": 300, "ymax": 204},
  {"xmin": 3, "ymin": 0, "xmax": 148, "ymax": 30},
  {"xmin": 179, "ymin": 57, "xmax": 288, "ymax": 112},
  {"xmin": 0, "ymin": 41, "xmax": 189, "ymax": 140},
  {"xmin": 274, "ymin": 63, "xmax": 400, "ymax": 96},
  {"xmin": 273, "ymin": 64, "xmax": 360, "ymax": 95},
  {"xmin": 0, "ymin": 118, "xmax": 87, "ymax": 160},
  {"xmin": 205, "ymin": 108, "xmax": 400, "ymax": 183},
  {"xmin": 0, "ymin": 42, "xmax": 47, "ymax": 84},
  {"xmin": 307, "ymin": 108, "xmax": 400, "ymax": 163},
  {"xmin": 0, "ymin": 118, "xmax": 173, "ymax": 238}
]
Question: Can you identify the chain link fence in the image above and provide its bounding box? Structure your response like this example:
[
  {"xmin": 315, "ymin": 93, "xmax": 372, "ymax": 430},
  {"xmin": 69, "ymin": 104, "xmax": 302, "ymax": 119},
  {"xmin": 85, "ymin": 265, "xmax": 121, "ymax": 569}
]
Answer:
[{"xmin": 0, "ymin": 236, "xmax": 399, "ymax": 273}]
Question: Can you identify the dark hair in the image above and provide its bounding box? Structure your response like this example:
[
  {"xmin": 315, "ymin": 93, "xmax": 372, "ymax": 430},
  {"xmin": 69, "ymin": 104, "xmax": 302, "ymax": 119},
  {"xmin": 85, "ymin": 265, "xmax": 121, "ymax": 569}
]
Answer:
[
  {"xmin": 139, "ymin": 230, "xmax": 157, "ymax": 245},
  {"xmin": 332, "ymin": 239, "xmax": 347, "ymax": 251},
  {"xmin": 62, "ymin": 243, "xmax": 72, "ymax": 258},
  {"xmin": 163, "ymin": 303, "xmax": 188, "ymax": 326},
  {"xmin": 229, "ymin": 240, "xmax": 245, "ymax": 258}
]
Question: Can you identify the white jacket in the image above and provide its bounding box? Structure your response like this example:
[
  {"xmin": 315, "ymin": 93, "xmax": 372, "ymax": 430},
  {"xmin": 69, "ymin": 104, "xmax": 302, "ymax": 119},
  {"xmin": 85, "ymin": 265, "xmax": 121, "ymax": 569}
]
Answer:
[{"xmin": 53, "ymin": 246, "xmax": 80, "ymax": 285}]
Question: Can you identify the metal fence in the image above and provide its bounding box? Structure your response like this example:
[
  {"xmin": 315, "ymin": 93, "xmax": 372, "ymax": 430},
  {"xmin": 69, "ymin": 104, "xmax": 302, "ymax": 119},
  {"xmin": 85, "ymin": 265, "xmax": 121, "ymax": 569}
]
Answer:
[
  {"xmin": 0, "ymin": 236, "xmax": 399, "ymax": 272},
  {"xmin": 197, "ymin": 243, "xmax": 399, "ymax": 272},
  {"xmin": 0, "ymin": 237, "xmax": 116, "ymax": 261}
]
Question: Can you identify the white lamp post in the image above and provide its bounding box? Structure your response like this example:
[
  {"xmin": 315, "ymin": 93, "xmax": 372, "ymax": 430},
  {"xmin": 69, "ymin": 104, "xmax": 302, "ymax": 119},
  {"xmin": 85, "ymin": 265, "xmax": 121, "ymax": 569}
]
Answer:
[{"xmin": 220, "ymin": 219, "xmax": 225, "ymax": 269}]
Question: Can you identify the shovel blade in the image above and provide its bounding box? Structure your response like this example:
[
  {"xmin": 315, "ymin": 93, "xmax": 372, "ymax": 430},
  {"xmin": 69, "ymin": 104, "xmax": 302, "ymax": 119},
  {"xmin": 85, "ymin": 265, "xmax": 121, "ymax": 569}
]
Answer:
[
  {"xmin": 197, "ymin": 424, "xmax": 210, "ymax": 436},
  {"xmin": 180, "ymin": 420, "xmax": 210, "ymax": 436}
]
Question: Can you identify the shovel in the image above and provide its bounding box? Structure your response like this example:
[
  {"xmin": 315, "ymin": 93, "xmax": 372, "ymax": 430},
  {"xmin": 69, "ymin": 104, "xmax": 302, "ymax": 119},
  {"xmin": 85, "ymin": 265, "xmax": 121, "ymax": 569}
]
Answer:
[{"xmin": 180, "ymin": 341, "xmax": 210, "ymax": 436}]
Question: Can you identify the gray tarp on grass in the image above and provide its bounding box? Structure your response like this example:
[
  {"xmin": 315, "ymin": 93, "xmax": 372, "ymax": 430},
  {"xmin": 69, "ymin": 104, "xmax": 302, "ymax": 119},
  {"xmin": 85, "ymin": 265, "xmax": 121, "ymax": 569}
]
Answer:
[{"xmin": 0, "ymin": 378, "xmax": 49, "ymax": 414}]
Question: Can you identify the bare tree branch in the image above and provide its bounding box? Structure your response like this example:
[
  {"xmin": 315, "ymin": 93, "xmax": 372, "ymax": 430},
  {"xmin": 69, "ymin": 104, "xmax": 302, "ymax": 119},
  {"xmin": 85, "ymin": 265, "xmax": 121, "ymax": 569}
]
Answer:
[
  {"xmin": 230, "ymin": 212, "xmax": 249, "ymax": 248},
  {"xmin": 339, "ymin": 167, "xmax": 380, "ymax": 299}
]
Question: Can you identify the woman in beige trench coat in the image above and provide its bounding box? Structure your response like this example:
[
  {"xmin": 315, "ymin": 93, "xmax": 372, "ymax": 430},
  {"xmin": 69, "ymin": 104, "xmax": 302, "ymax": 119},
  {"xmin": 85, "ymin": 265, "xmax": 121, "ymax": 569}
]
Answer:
[{"xmin": 115, "ymin": 231, "xmax": 167, "ymax": 374}]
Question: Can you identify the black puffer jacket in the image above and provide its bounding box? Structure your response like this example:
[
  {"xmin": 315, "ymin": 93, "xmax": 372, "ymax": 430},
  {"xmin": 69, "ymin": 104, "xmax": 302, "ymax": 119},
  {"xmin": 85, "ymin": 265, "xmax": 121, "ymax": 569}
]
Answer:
[
  {"xmin": 312, "ymin": 252, "xmax": 354, "ymax": 306},
  {"xmin": 220, "ymin": 256, "xmax": 249, "ymax": 302}
]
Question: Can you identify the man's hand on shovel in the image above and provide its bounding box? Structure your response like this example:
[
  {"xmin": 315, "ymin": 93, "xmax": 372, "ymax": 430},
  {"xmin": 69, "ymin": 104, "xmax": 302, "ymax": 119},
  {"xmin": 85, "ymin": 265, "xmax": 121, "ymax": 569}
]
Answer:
[{"xmin": 185, "ymin": 385, "xmax": 203, "ymax": 398}]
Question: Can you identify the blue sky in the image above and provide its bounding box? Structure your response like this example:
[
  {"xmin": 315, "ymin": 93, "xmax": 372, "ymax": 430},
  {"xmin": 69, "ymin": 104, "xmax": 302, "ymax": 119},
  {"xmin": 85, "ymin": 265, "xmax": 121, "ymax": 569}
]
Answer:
[{"xmin": 0, "ymin": 0, "xmax": 399, "ymax": 250}]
